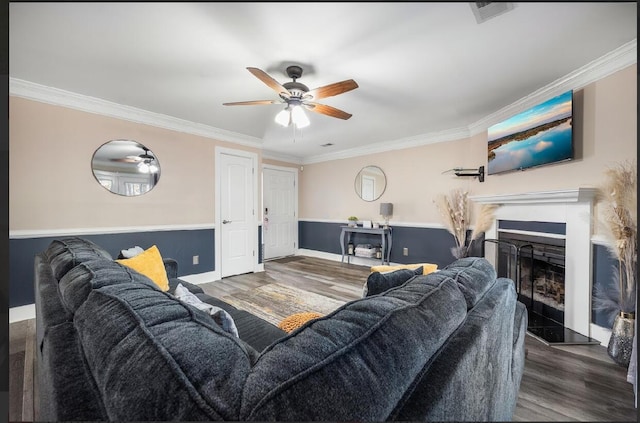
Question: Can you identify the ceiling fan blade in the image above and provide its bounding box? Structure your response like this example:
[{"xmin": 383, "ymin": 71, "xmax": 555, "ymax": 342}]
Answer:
[
  {"xmin": 223, "ymin": 100, "xmax": 280, "ymax": 106},
  {"xmin": 246, "ymin": 67, "xmax": 290, "ymax": 96},
  {"xmin": 306, "ymin": 79, "xmax": 358, "ymax": 100},
  {"xmin": 305, "ymin": 102, "xmax": 352, "ymax": 120}
]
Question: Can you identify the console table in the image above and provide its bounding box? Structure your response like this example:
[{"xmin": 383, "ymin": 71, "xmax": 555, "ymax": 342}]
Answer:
[{"xmin": 340, "ymin": 226, "xmax": 392, "ymax": 265}]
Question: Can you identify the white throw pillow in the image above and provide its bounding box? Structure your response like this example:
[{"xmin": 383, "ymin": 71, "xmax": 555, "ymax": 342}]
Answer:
[{"xmin": 120, "ymin": 245, "xmax": 145, "ymax": 259}]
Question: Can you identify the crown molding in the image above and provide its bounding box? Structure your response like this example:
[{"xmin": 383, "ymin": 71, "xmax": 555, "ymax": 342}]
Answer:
[
  {"xmin": 10, "ymin": 39, "xmax": 636, "ymax": 164},
  {"xmin": 300, "ymin": 38, "xmax": 637, "ymax": 164},
  {"xmin": 301, "ymin": 126, "xmax": 471, "ymax": 164},
  {"xmin": 9, "ymin": 78, "xmax": 264, "ymax": 149},
  {"xmin": 468, "ymin": 38, "xmax": 637, "ymax": 136}
]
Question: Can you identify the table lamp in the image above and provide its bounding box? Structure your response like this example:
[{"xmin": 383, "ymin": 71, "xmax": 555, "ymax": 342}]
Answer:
[{"xmin": 380, "ymin": 203, "xmax": 393, "ymax": 229}]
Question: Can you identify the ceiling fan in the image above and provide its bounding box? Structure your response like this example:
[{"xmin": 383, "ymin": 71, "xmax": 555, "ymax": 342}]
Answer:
[
  {"xmin": 223, "ymin": 65, "xmax": 358, "ymax": 126},
  {"xmin": 110, "ymin": 146, "xmax": 155, "ymax": 164}
]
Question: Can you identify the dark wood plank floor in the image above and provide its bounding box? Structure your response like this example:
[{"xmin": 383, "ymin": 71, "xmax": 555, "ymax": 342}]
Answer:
[{"xmin": 9, "ymin": 256, "xmax": 637, "ymax": 421}]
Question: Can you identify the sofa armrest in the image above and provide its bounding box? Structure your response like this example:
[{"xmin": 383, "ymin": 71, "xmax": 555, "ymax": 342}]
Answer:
[
  {"xmin": 511, "ymin": 301, "xmax": 527, "ymax": 391},
  {"xmin": 163, "ymin": 258, "xmax": 178, "ymax": 280}
]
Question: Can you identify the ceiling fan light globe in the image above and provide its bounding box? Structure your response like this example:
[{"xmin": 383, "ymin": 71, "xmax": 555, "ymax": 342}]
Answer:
[
  {"xmin": 275, "ymin": 108, "xmax": 291, "ymax": 127},
  {"xmin": 138, "ymin": 162, "xmax": 150, "ymax": 173},
  {"xmin": 291, "ymin": 105, "xmax": 310, "ymax": 128}
]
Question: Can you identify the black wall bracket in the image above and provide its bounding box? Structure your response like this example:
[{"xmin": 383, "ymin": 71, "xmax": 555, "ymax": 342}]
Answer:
[{"xmin": 451, "ymin": 166, "xmax": 485, "ymax": 182}]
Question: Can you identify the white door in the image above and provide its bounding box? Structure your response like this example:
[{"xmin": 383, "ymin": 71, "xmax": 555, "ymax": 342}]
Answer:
[
  {"xmin": 263, "ymin": 166, "xmax": 297, "ymax": 260},
  {"xmin": 218, "ymin": 150, "xmax": 255, "ymax": 277},
  {"xmin": 361, "ymin": 175, "xmax": 375, "ymax": 201}
]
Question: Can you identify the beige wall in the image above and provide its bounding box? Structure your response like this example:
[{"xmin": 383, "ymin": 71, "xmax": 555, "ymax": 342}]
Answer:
[
  {"xmin": 9, "ymin": 97, "xmax": 264, "ymax": 231},
  {"xmin": 300, "ymin": 65, "xmax": 637, "ymax": 226},
  {"xmin": 9, "ymin": 64, "xmax": 636, "ymax": 232}
]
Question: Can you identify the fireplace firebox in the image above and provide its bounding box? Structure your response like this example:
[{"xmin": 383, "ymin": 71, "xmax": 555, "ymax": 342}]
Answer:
[{"xmin": 488, "ymin": 228, "xmax": 599, "ymax": 345}]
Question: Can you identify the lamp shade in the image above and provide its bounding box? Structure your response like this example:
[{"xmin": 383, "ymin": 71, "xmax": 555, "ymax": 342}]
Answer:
[
  {"xmin": 380, "ymin": 203, "xmax": 393, "ymax": 216},
  {"xmin": 291, "ymin": 105, "xmax": 310, "ymax": 128},
  {"xmin": 274, "ymin": 108, "xmax": 291, "ymax": 127}
]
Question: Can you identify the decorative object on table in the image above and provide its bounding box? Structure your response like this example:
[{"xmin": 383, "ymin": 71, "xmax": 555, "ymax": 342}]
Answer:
[
  {"xmin": 380, "ymin": 203, "xmax": 393, "ymax": 228},
  {"xmin": 593, "ymin": 159, "xmax": 637, "ymax": 368},
  {"xmin": 362, "ymin": 220, "xmax": 372, "ymax": 229},
  {"xmin": 348, "ymin": 241, "xmax": 354, "ymax": 255},
  {"xmin": 434, "ymin": 189, "xmax": 497, "ymax": 259},
  {"xmin": 372, "ymin": 222, "xmax": 380, "ymax": 229},
  {"xmin": 375, "ymin": 245, "xmax": 382, "ymax": 260},
  {"xmin": 347, "ymin": 216, "xmax": 358, "ymax": 227}
]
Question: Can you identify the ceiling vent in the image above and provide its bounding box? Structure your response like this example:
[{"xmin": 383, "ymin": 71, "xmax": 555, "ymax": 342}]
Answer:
[{"xmin": 470, "ymin": 2, "xmax": 514, "ymax": 24}]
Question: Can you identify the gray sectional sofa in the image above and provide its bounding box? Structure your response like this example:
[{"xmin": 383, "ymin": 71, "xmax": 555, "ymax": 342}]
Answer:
[{"xmin": 34, "ymin": 237, "xmax": 527, "ymax": 421}]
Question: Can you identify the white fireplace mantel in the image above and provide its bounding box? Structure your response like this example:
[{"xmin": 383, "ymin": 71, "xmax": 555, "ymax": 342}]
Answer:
[
  {"xmin": 470, "ymin": 188, "xmax": 598, "ymax": 205},
  {"xmin": 469, "ymin": 188, "xmax": 601, "ymax": 342}
]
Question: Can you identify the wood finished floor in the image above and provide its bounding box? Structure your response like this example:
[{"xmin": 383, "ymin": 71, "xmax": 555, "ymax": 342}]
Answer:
[{"xmin": 9, "ymin": 256, "xmax": 637, "ymax": 421}]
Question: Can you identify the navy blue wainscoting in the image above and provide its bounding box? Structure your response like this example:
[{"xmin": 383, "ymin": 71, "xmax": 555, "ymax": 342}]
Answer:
[
  {"xmin": 298, "ymin": 221, "xmax": 468, "ymax": 270},
  {"xmin": 591, "ymin": 243, "xmax": 621, "ymax": 329},
  {"xmin": 9, "ymin": 229, "xmax": 215, "ymax": 308}
]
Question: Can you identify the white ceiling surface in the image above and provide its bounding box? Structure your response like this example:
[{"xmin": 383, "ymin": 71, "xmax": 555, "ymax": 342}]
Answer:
[{"xmin": 9, "ymin": 2, "xmax": 637, "ymax": 163}]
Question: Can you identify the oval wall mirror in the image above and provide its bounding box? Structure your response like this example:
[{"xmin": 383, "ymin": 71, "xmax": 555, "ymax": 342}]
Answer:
[
  {"xmin": 91, "ymin": 139, "xmax": 161, "ymax": 196},
  {"xmin": 354, "ymin": 165, "xmax": 387, "ymax": 201}
]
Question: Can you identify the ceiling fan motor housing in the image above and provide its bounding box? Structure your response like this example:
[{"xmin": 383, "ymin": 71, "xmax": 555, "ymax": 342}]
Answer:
[{"xmin": 286, "ymin": 65, "xmax": 303, "ymax": 80}]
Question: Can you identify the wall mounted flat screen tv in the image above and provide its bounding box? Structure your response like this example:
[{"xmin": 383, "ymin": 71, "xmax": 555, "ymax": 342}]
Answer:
[{"xmin": 487, "ymin": 90, "xmax": 573, "ymax": 175}]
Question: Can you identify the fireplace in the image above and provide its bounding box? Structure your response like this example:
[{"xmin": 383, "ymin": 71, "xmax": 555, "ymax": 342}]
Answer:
[{"xmin": 471, "ymin": 189, "xmax": 605, "ymax": 345}]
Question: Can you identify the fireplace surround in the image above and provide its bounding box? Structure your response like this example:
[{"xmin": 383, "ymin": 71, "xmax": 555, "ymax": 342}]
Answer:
[{"xmin": 471, "ymin": 188, "xmax": 605, "ymax": 343}]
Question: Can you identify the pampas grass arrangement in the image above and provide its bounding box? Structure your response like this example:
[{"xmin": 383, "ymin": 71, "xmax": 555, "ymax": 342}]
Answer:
[
  {"xmin": 435, "ymin": 189, "xmax": 497, "ymax": 259},
  {"xmin": 595, "ymin": 159, "xmax": 637, "ymax": 314}
]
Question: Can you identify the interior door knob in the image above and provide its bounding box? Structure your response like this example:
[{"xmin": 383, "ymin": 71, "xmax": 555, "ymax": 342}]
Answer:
[{"xmin": 222, "ymin": 220, "xmax": 232, "ymax": 224}]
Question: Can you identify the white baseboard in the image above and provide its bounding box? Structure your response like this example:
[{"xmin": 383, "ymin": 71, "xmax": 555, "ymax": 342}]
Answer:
[
  {"xmin": 590, "ymin": 323, "xmax": 612, "ymax": 346},
  {"xmin": 178, "ymin": 270, "xmax": 219, "ymax": 285},
  {"xmin": 10, "ymin": 304, "xmax": 36, "ymax": 323},
  {"xmin": 296, "ymin": 248, "xmax": 401, "ymax": 268}
]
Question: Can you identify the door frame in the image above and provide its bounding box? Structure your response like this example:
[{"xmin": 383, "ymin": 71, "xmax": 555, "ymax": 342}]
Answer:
[
  {"xmin": 215, "ymin": 146, "xmax": 260, "ymax": 279},
  {"xmin": 262, "ymin": 164, "xmax": 299, "ymax": 260}
]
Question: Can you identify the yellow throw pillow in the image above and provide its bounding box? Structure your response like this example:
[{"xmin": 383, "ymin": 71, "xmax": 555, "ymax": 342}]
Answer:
[
  {"xmin": 370, "ymin": 263, "xmax": 438, "ymax": 275},
  {"xmin": 116, "ymin": 245, "xmax": 169, "ymax": 292}
]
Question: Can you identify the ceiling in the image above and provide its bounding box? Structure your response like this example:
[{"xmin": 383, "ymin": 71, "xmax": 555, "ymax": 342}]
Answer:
[{"xmin": 9, "ymin": 2, "xmax": 637, "ymax": 163}]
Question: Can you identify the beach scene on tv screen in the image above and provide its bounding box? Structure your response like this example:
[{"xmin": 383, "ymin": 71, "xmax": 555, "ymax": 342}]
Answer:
[{"xmin": 487, "ymin": 90, "xmax": 573, "ymax": 175}]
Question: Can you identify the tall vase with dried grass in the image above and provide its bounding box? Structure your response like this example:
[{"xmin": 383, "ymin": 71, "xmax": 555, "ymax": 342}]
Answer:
[
  {"xmin": 594, "ymin": 159, "xmax": 637, "ymax": 368},
  {"xmin": 435, "ymin": 188, "xmax": 498, "ymax": 259}
]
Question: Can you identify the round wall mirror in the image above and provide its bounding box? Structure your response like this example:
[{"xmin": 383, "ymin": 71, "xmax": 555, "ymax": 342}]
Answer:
[
  {"xmin": 354, "ymin": 165, "xmax": 386, "ymax": 201},
  {"xmin": 91, "ymin": 139, "xmax": 161, "ymax": 196}
]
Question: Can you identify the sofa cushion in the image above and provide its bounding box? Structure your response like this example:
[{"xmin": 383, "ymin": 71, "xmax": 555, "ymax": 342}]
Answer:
[
  {"xmin": 363, "ymin": 267, "xmax": 421, "ymax": 297},
  {"xmin": 72, "ymin": 270, "xmax": 255, "ymax": 421},
  {"xmin": 45, "ymin": 237, "xmax": 112, "ymax": 281},
  {"xmin": 370, "ymin": 263, "xmax": 438, "ymax": 275},
  {"xmin": 169, "ymin": 278, "xmax": 203, "ymax": 294},
  {"xmin": 116, "ymin": 245, "xmax": 170, "ymax": 291},
  {"xmin": 240, "ymin": 275, "xmax": 468, "ymax": 421},
  {"xmin": 391, "ymin": 277, "xmax": 519, "ymax": 421},
  {"xmin": 58, "ymin": 259, "xmax": 158, "ymax": 314},
  {"xmin": 38, "ymin": 321, "xmax": 108, "ymax": 421},
  {"xmin": 440, "ymin": 256, "xmax": 498, "ymax": 309}
]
